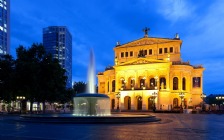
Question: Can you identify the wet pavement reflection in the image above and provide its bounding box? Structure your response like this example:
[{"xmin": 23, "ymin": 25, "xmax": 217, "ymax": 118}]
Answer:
[{"xmin": 0, "ymin": 113, "xmax": 223, "ymax": 140}]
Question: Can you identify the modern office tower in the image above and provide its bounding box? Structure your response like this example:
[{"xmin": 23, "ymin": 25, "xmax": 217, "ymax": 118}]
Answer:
[
  {"xmin": 0, "ymin": 0, "xmax": 10, "ymax": 55},
  {"xmin": 43, "ymin": 26, "xmax": 72, "ymax": 89}
]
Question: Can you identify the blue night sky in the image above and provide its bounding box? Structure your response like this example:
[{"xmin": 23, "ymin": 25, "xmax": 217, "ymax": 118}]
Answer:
[{"xmin": 11, "ymin": 0, "xmax": 224, "ymax": 94}]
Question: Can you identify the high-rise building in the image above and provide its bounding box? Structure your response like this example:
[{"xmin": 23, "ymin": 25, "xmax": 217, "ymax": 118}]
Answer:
[
  {"xmin": 43, "ymin": 26, "xmax": 72, "ymax": 89},
  {"xmin": 0, "ymin": 0, "xmax": 10, "ymax": 55}
]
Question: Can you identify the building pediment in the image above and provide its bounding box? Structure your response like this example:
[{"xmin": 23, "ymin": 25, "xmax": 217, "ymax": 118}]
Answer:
[
  {"xmin": 118, "ymin": 58, "xmax": 169, "ymax": 66},
  {"xmin": 117, "ymin": 37, "xmax": 181, "ymax": 48}
]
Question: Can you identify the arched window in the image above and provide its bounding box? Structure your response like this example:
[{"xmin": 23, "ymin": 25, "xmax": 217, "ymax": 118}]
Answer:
[
  {"xmin": 173, "ymin": 77, "xmax": 178, "ymax": 90},
  {"xmin": 137, "ymin": 96, "xmax": 142, "ymax": 110},
  {"xmin": 124, "ymin": 96, "xmax": 131, "ymax": 110},
  {"xmin": 150, "ymin": 78, "xmax": 155, "ymax": 89},
  {"xmin": 112, "ymin": 80, "xmax": 115, "ymax": 92},
  {"xmin": 160, "ymin": 77, "xmax": 166, "ymax": 89},
  {"xmin": 173, "ymin": 98, "xmax": 178, "ymax": 107},
  {"xmin": 182, "ymin": 78, "xmax": 186, "ymax": 90},
  {"xmin": 148, "ymin": 97, "xmax": 154, "ymax": 110},
  {"xmin": 131, "ymin": 78, "xmax": 135, "ymax": 88},
  {"xmin": 140, "ymin": 79, "xmax": 145, "ymax": 88},
  {"xmin": 121, "ymin": 78, "xmax": 126, "ymax": 89}
]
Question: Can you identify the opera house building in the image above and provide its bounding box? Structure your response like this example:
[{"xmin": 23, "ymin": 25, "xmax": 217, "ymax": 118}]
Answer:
[{"xmin": 97, "ymin": 29, "xmax": 205, "ymax": 111}]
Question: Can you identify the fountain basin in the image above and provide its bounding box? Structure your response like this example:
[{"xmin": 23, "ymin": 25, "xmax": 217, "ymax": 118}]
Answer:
[
  {"xmin": 73, "ymin": 93, "xmax": 111, "ymax": 116},
  {"xmin": 19, "ymin": 113, "xmax": 161, "ymax": 124}
]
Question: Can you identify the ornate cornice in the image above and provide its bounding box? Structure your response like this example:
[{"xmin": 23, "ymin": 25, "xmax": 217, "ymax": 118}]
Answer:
[
  {"xmin": 116, "ymin": 37, "xmax": 181, "ymax": 48},
  {"xmin": 118, "ymin": 58, "xmax": 170, "ymax": 66}
]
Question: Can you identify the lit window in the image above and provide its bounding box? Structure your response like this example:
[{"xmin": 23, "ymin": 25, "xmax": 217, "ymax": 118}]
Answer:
[
  {"xmin": 0, "ymin": 3, "xmax": 3, "ymax": 7},
  {"xmin": 125, "ymin": 52, "xmax": 128, "ymax": 57},
  {"xmin": 144, "ymin": 50, "xmax": 147, "ymax": 55},
  {"xmin": 159, "ymin": 48, "xmax": 162, "ymax": 54},
  {"xmin": 130, "ymin": 51, "xmax": 133, "ymax": 57},
  {"xmin": 192, "ymin": 77, "xmax": 201, "ymax": 88},
  {"xmin": 121, "ymin": 52, "xmax": 124, "ymax": 58},
  {"xmin": 170, "ymin": 47, "xmax": 173, "ymax": 53},
  {"xmin": 149, "ymin": 49, "xmax": 152, "ymax": 55},
  {"xmin": 164, "ymin": 48, "xmax": 168, "ymax": 53}
]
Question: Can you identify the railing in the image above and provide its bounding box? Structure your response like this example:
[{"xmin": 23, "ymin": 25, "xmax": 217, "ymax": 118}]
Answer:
[
  {"xmin": 172, "ymin": 61, "xmax": 203, "ymax": 68},
  {"xmin": 193, "ymin": 65, "xmax": 203, "ymax": 69},
  {"xmin": 105, "ymin": 66, "xmax": 114, "ymax": 71},
  {"xmin": 172, "ymin": 61, "xmax": 190, "ymax": 65},
  {"xmin": 98, "ymin": 72, "xmax": 103, "ymax": 75},
  {"xmin": 120, "ymin": 87, "xmax": 158, "ymax": 91}
]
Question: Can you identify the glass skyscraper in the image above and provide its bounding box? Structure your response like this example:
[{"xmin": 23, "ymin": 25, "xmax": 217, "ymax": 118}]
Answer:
[
  {"xmin": 43, "ymin": 26, "xmax": 72, "ymax": 89},
  {"xmin": 0, "ymin": 0, "xmax": 10, "ymax": 55}
]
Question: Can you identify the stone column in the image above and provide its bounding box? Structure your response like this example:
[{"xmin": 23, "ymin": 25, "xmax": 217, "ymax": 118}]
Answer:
[
  {"xmin": 135, "ymin": 70, "xmax": 138, "ymax": 89},
  {"xmin": 166, "ymin": 73, "xmax": 170, "ymax": 90},
  {"xmin": 108, "ymin": 76, "xmax": 111, "ymax": 93},
  {"xmin": 115, "ymin": 73, "xmax": 119, "ymax": 92}
]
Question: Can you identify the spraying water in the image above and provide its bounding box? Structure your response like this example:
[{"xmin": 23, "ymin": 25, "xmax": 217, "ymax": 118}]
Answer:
[
  {"xmin": 73, "ymin": 49, "xmax": 111, "ymax": 116},
  {"xmin": 87, "ymin": 49, "xmax": 95, "ymax": 93}
]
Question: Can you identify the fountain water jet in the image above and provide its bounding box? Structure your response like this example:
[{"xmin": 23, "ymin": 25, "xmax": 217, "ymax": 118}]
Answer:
[
  {"xmin": 73, "ymin": 49, "xmax": 111, "ymax": 116},
  {"xmin": 87, "ymin": 49, "xmax": 95, "ymax": 93}
]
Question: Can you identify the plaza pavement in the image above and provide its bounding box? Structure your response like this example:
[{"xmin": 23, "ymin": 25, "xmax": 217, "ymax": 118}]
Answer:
[{"xmin": 0, "ymin": 113, "xmax": 223, "ymax": 140}]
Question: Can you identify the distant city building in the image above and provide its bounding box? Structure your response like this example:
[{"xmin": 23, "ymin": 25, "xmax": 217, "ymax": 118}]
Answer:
[
  {"xmin": 0, "ymin": 0, "xmax": 10, "ymax": 55},
  {"xmin": 43, "ymin": 26, "xmax": 72, "ymax": 89},
  {"xmin": 97, "ymin": 28, "xmax": 205, "ymax": 111}
]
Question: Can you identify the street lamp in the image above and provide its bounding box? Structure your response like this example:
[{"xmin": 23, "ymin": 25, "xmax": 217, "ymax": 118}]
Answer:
[
  {"xmin": 216, "ymin": 95, "xmax": 224, "ymax": 110},
  {"xmin": 16, "ymin": 96, "xmax": 26, "ymax": 114},
  {"xmin": 201, "ymin": 93, "xmax": 206, "ymax": 102},
  {"xmin": 201, "ymin": 93, "xmax": 206, "ymax": 111},
  {"xmin": 179, "ymin": 92, "xmax": 185, "ymax": 109},
  {"xmin": 152, "ymin": 92, "xmax": 158, "ymax": 112},
  {"xmin": 115, "ymin": 93, "xmax": 121, "ymax": 110}
]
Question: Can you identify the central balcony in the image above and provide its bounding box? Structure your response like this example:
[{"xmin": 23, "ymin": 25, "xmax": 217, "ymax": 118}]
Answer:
[{"xmin": 120, "ymin": 87, "xmax": 158, "ymax": 91}]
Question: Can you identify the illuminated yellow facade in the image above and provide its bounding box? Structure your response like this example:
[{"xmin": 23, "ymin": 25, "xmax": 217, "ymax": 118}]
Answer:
[{"xmin": 97, "ymin": 30, "xmax": 205, "ymax": 111}]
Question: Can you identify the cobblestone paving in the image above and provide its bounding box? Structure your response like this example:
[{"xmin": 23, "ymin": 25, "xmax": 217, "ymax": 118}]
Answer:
[{"xmin": 0, "ymin": 113, "xmax": 223, "ymax": 140}]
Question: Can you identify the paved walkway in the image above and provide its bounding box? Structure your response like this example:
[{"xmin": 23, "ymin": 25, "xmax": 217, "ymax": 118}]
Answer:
[{"xmin": 0, "ymin": 113, "xmax": 223, "ymax": 140}]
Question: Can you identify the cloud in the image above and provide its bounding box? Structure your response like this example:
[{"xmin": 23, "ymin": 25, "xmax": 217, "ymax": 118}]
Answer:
[{"xmin": 156, "ymin": 0, "xmax": 195, "ymax": 23}]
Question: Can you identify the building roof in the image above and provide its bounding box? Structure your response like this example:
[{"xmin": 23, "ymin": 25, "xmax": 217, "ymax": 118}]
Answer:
[{"xmin": 114, "ymin": 36, "xmax": 182, "ymax": 49}]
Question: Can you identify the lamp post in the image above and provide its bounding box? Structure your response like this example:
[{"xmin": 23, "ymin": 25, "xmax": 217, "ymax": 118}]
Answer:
[
  {"xmin": 201, "ymin": 93, "xmax": 206, "ymax": 111},
  {"xmin": 179, "ymin": 92, "xmax": 185, "ymax": 111},
  {"xmin": 152, "ymin": 92, "xmax": 158, "ymax": 112},
  {"xmin": 216, "ymin": 95, "xmax": 224, "ymax": 111},
  {"xmin": 16, "ymin": 96, "xmax": 25, "ymax": 114},
  {"xmin": 115, "ymin": 93, "xmax": 121, "ymax": 110}
]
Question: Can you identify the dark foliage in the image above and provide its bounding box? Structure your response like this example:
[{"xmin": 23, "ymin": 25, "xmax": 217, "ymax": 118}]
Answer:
[{"xmin": 0, "ymin": 43, "xmax": 71, "ymax": 113}]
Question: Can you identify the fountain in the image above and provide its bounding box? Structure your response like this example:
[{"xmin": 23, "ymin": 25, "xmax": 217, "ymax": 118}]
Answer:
[
  {"xmin": 73, "ymin": 49, "xmax": 111, "ymax": 116},
  {"xmin": 19, "ymin": 49, "xmax": 161, "ymax": 124}
]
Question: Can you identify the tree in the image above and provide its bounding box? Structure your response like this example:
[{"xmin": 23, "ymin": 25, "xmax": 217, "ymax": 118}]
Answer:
[
  {"xmin": 15, "ymin": 43, "xmax": 67, "ymax": 113},
  {"xmin": 73, "ymin": 81, "xmax": 87, "ymax": 94},
  {"xmin": 38, "ymin": 53, "xmax": 67, "ymax": 113},
  {"xmin": 15, "ymin": 44, "xmax": 45, "ymax": 113},
  {"xmin": 0, "ymin": 54, "xmax": 15, "ymax": 103}
]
